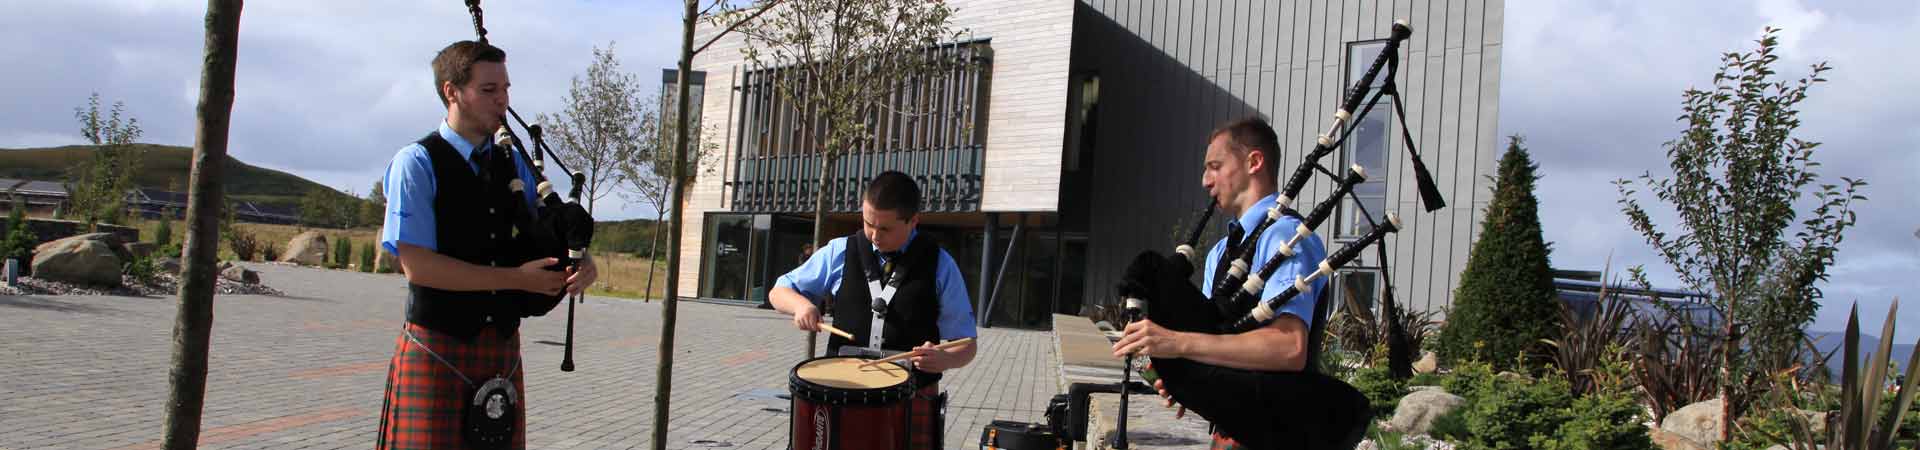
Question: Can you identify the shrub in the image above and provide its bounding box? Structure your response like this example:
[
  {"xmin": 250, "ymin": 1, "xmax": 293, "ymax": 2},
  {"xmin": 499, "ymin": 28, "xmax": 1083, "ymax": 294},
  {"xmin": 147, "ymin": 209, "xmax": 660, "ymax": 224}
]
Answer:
[
  {"xmin": 359, "ymin": 242, "xmax": 375, "ymax": 272},
  {"xmin": 1428, "ymin": 408, "xmax": 1471, "ymax": 443},
  {"xmin": 226, "ymin": 228, "xmax": 259, "ymax": 261},
  {"xmin": 154, "ymin": 217, "xmax": 173, "ymax": 249},
  {"xmin": 261, "ymin": 242, "xmax": 280, "ymax": 262},
  {"xmin": 124, "ymin": 254, "xmax": 158, "ymax": 286},
  {"xmin": 1436, "ymin": 137, "xmax": 1561, "ymax": 372},
  {"xmin": 1351, "ymin": 362, "xmax": 1407, "ymax": 420},
  {"xmin": 1538, "ymin": 390, "xmax": 1655, "ymax": 450},
  {"xmin": 1457, "ymin": 373, "xmax": 1574, "ymax": 450},
  {"xmin": 1, "ymin": 199, "xmax": 36, "ymax": 262},
  {"xmin": 333, "ymin": 235, "xmax": 352, "ymax": 268}
]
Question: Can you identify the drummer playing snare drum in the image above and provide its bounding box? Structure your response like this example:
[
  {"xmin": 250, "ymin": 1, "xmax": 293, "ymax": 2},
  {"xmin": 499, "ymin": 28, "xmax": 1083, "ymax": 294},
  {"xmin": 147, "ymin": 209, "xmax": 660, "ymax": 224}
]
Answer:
[{"xmin": 770, "ymin": 170, "xmax": 978, "ymax": 449}]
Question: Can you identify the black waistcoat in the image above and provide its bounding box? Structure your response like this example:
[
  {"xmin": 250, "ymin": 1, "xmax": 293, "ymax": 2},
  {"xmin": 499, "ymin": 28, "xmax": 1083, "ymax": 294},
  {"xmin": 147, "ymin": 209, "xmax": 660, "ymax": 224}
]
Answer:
[
  {"xmin": 828, "ymin": 232, "xmax": 944, "ymax": 382},
  {"xmin": 405, "ymin": 131, "xmax": 529, "ymax": 340}
]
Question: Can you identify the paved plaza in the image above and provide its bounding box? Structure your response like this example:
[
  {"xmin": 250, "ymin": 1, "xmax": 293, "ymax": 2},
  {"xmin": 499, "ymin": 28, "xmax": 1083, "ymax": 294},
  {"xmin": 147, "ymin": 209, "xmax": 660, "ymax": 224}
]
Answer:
[{"xmin": 0, "ymin": 263, "xmax": 1061, "ymax": 449}]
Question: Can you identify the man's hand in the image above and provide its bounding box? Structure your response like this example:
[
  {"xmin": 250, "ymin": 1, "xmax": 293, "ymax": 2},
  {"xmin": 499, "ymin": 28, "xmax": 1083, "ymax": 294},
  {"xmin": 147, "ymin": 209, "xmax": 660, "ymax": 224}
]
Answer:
[
  {"xmin": 515, "ymin": 257, "xmax": 567, "ymax": 296},
  {"xmin": 791, "ymin": 303, "xmax": 824, "ymax": 332},
  {"xmin": 1111, "ymin": 318, "xmax": 1191, "ymax": 359},
  {"xmin": 1152, "ymin": 377, "xmax": 1187, "ymax": 419},
  {"xmin": 910, "ymin": 341, "xmax": 965, "ymax": 373},
  {"xmin": 564, "ymin": 256, "xmax": 598, "ymax": 295}
]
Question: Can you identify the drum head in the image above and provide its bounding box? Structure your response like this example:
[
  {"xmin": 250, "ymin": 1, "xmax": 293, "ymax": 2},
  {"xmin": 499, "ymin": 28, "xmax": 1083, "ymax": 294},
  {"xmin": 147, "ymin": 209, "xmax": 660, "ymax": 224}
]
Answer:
[{"xmin": 790, "ymin": 356, "xmax": 913, "ymax": 406}]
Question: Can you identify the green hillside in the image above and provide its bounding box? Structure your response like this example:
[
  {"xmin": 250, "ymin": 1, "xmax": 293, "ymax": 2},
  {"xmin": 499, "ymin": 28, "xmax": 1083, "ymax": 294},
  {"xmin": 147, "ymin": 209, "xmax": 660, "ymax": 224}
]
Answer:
[
  {"xmin": 0, "ymin": 144, "xmax": 358, "ymax": 209},
  {"xmin": 591, "ymin": 218, "xmax": 664, "ymax": 255}
]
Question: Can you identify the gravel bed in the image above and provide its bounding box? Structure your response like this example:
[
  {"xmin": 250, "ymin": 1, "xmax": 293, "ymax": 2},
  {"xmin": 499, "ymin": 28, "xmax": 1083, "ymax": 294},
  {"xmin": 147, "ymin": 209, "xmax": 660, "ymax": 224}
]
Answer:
[{"xmin": 0, "ymin": 272, "xmax": 283, "ymax": 297}]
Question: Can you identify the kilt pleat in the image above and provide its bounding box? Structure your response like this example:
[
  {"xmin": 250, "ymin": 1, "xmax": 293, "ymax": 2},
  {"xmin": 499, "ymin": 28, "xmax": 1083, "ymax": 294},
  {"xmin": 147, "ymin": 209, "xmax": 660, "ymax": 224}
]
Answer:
[{"xmin": 377, "ymin": 322, "xmax": 526, "ymax": 450}]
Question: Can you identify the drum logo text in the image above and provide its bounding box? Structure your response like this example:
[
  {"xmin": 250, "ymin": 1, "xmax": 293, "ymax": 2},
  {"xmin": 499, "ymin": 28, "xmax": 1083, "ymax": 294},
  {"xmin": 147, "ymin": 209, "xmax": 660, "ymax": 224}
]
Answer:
[{"xmin": 813, "ymin": 408, "xmax": 828, "ymax": 450}]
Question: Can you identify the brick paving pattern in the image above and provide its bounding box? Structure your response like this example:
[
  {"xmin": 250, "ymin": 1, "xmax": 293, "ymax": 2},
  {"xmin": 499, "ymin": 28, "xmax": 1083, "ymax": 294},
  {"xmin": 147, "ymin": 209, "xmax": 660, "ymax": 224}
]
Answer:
[{"xmin": 0, "ymin": 263, "xmax": 1059, "ymax": 449}]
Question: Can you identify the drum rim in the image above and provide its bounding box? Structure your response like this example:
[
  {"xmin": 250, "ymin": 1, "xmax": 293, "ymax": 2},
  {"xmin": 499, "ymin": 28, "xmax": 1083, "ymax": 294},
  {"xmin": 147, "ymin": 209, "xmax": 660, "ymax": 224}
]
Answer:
[{"xmin": 789, "ymin": 355, "xmax": 914, "ymax": 406}]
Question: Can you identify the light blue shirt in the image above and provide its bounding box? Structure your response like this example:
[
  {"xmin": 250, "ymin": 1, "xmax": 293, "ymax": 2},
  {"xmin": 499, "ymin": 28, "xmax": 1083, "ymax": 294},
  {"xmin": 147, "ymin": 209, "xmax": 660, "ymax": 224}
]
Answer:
[
  {"xmin": 380, "ymin": 122, "xmax": 541, "ymax": 256},
  {"xmin": 775, "ymin": 230, "xmax": 979, "ymax": 340},
  {"xmin": 1201, "ymin": 193, "xmax": 1328, "ymax": 329}
]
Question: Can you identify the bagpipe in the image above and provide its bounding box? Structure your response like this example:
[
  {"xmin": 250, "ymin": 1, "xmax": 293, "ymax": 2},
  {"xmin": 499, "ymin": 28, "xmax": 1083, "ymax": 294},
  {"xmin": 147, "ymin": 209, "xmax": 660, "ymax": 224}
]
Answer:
[
  {"xmin": 1115, "ymin": 20, "xmax": 1441, "ymax": 450},
  {"xmin": 464, "ymin": 0, "xmax": 595, "ymax": 372}
]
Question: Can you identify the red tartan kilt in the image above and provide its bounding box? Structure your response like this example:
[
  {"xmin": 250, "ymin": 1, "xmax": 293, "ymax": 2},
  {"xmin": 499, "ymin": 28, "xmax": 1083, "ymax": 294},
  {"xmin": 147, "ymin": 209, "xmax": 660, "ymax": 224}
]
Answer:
[{"xmin": 377, "ymin": 323, "xmax": 526, "ymax": 450}]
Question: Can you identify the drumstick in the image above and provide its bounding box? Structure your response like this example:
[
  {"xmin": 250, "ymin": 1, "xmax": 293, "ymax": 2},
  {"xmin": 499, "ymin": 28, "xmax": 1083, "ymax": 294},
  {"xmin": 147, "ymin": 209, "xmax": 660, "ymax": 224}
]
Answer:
[
  {"xmin": 817, "ymin": 323, "xmax": 856, "ymax": 340},
  {"xmin": 858, "ymin": 338, "xmax": 976, "ymax": 367}
]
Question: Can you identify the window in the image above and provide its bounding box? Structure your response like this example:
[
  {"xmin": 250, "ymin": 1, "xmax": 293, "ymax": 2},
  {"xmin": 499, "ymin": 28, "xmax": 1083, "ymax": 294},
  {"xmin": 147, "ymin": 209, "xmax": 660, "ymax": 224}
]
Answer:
[
  {"xmin": 1342, "ymin": 40, "xmax": 1393, "ymax": 238},
  {"xmin": 1333, "ymin": 269, "xmax": 1381, "ymax": 323}
]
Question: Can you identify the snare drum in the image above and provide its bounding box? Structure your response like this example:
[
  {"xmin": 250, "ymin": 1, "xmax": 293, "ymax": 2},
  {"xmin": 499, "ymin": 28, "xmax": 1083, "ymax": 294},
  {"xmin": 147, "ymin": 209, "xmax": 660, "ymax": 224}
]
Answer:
[{"xmin": 790, "ymin": 356, "xmax": 915, "ymax": 450}]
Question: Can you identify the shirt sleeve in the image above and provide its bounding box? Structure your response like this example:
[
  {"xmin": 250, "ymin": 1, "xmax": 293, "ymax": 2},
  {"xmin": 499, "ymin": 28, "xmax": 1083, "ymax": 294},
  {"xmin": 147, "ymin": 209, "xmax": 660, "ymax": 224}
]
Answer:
[
  {"xmin": 1259, "ymin": 218, "xmax": 1325, "ymax": 330},
  {"xmin": 775, "ymin": 237, "xmax": 845, "ymax": 304},
  {"xmin": 509, "ymin": 145, "xmax": 540, "ymax": 211},
  {"xmin": 934, "ymin": 250, "xmax": 978, "ymax": 340},
  {"xmin": 380, "ymin": 144, "xmax": 437, "ymax": 256}
]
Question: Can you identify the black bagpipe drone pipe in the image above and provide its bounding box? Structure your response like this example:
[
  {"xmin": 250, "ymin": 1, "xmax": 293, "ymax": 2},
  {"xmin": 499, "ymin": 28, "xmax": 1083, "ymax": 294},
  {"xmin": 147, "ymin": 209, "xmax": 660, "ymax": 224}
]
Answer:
[
  {"xmin": 466, "ymin": 0, "xmax": 595, "ymax": 372},
  {"xmin": 1204, "ymin": 20, "xmax": 1438, "ymax": 309},
  {"xmin": 1114, "ymin": 19, "xmax": 1442, "ymax": 450}
]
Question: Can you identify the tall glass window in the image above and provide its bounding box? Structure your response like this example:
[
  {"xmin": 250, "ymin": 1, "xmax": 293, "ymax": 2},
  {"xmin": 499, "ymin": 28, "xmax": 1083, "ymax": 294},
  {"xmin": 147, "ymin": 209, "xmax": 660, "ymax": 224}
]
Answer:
[{"xmin": 1342, "ymin": 40, "xmax": 1393, "ymax": 238}]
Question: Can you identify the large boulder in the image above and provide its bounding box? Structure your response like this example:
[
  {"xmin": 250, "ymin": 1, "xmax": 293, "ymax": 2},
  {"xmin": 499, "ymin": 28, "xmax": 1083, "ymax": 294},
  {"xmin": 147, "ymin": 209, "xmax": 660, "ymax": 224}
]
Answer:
[
  {"xmin": 281, "ymin": 231, "xmax": 328, "ymax": 266},
  {"xmin": 1661, "ymin": 398, "xmax": 1724, "ymax": 447},
  {"xmin": 31, "ymin": 236, "xmax": 124, "ymax": 286},
  {"xmin": 38, "ymin": 232, "xmax": 132, "ymax": 263},
  {"xmin": 1384, "ymin": 389, "xmax": 1466, "ymax": 436},
  {"xmin": 1649, "ymin": 428, "xmax": 1709, "ymax": 450},
  {"xmin": 1413, "ymin": 352, "xmax": 1439, "ymax": 374}
]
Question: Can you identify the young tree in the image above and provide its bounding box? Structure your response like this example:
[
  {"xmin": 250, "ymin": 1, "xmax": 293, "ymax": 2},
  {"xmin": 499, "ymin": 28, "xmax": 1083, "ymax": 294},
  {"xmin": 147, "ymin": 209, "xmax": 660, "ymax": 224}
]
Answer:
[
  {"xmin": 68, "ymin": 92, "xmax": 146, "ymax": 228},
  {"xmin": 538, "ymin": 43, "xmax": 649, "ymax": 215},
  {"xmin": 1614, "ymin": 28, "xmax": 1863, "ymax": 440},
  {"xmin": 615, "ymin": 89, "xmax": 716, "ymax": 302},
  {"xmin": 1436, "ymin": 136, "xmax": 1560, "ymax": 371},
  {"xmin": 360, "ymin": 181, "xmax": 385, "ymax": 227},
  {"xmin": 164, "ymin": 1, "xmax": 241, "ymax": 447}
]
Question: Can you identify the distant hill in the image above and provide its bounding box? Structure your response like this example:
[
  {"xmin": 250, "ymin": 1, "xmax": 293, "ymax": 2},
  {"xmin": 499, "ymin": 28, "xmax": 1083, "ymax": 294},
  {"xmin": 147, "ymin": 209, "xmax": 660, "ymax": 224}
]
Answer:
[
  {"xmin": 591, "ymin": 218, "xmax": 663, "ymax": 256},
  {"xmin": 1811, "ymin": 330, "xmax": 1918, "ymax": 379},
  {"xmin": 0, "ymin": 144, "xmax": 360, "ymax": 210}
]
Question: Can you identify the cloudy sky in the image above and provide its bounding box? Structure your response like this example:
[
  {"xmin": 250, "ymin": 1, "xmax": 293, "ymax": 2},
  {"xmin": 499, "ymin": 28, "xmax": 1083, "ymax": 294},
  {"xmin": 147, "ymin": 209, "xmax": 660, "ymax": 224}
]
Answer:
[{"xmin": 3, "ymin": 1, "xmax": 1914, "ymax": 333}]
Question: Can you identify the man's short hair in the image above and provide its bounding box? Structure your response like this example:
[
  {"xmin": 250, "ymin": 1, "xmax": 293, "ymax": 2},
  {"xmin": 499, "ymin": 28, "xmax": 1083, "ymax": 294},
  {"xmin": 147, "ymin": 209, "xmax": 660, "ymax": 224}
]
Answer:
[
  {"xmin": 431, "ymin": 40, "xmax": 507, "ymax": 107},
  {"xmin": 864, "ymin": 171, "xmax": 921, "ymax": 220},
  {"xmin": 1210, "ymin": 116, "xmax": 1282, "ymax": 184}
]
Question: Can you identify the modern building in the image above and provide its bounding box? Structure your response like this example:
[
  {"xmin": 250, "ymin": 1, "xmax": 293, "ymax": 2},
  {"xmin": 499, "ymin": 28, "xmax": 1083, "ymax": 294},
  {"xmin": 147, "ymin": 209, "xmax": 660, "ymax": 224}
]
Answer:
[{"xmin": 677, "ymin": 0, "xmax": 1506, "ymax": 329}]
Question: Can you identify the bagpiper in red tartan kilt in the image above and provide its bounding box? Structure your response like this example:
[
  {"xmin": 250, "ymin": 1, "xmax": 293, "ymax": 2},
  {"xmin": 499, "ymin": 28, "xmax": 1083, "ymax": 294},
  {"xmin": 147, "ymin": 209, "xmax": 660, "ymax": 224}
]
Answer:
[{"xmin": 377, "ymin": 322, "xmax": 526, "ymax": 450}]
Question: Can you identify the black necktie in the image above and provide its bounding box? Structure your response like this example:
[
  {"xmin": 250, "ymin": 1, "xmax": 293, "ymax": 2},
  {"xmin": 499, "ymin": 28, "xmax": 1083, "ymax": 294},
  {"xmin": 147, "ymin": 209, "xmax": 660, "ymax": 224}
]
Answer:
[
  {"xmin": 881, "ymin": 251, "xmax": 904, "ymax": 280},
  {"xmin": 1213, "ymin": 222, "xmax": 1245, "ymax": 294},
  {"xmin": 471, "ymin": 147, "xmax": 493, "ymax": 183}
]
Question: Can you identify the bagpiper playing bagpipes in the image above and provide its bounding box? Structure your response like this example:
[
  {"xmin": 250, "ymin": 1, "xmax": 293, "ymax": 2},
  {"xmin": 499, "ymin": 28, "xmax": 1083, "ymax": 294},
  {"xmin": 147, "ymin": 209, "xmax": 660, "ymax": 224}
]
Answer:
[
  {"xmin": 1109, "ymin": 20, "xmax": 1445, "ymax": 450},
  {"xmin": 375, "ymin": 2, "xmax": 597, "ymax": 449}
]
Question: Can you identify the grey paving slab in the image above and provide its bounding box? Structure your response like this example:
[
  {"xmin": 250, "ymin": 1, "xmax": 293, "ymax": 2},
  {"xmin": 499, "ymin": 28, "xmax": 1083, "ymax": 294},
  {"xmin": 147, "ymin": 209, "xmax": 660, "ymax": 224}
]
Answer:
[{"xmin": 0, "ymin": 262, "xmax": 1059, "ymax": 449}]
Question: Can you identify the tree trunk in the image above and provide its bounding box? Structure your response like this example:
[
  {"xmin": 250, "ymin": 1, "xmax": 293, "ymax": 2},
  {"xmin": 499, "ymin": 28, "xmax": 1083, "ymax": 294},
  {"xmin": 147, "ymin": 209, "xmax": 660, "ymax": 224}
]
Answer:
[
  {"xmin": 163, "ymin": 1, "xmax": 240, "ymax": 448},
  {"xmin": 643, "ymin": 210, "xmax": 664, "ymax": 302},
  {"xmin": 1720, "ymin": 318, "xmax": 1737, "ymax": 442},
  {"xmin": 654, "ymin": 3, "xmax": 697, "ymax": 449},
  {"xmin": 805, "ymin": 154, "xmax": 835, "ymax": 358}
]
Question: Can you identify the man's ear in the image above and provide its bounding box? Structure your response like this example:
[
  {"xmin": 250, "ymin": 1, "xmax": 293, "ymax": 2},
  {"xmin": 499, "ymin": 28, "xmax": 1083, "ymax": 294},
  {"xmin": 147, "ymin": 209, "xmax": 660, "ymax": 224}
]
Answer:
[
  {"xmin": 441, "ymin": 81, "xmax": 459, "ymax": 107},
  {"xmin": 1243, "ymin": 147, "xmax": 1267, "ymax": 176}
]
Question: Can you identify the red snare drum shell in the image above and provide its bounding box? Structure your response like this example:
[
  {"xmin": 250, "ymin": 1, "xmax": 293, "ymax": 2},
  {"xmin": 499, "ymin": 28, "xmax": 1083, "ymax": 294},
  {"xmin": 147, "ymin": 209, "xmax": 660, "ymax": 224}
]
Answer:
[{"xmin": 789, "ymin": 356, "xmax": 914, "ymax": 450}]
